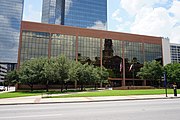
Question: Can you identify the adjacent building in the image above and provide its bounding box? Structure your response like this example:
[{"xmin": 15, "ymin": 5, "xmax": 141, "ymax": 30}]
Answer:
[
  {"xmin": 0, "ymin": 0, "xmax": 24, "ymax": 64},
  {"xmin": 18, "ymin": 21, "xmax": 167, "ymax": 87},
  {"xmin": 0, "ymin": 64, "xmax": 7, "ymax": 82},
  {"xmin": 170, "ymin": 43, "xmax": 180, "ymax": 63},
  {"xmin": 42, "ymin": 0, "xmax": 107, "ymax": 30}
]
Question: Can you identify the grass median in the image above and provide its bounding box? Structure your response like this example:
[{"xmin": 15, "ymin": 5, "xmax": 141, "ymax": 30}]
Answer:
[
  {"xmin": 0, "ymin": 91, "xmax": 41, "ymax": 99},
  {"xmin": 0, "ymin": 89, "xmax": 179, "ymax": 99},
  {"xmin": 0, "ymin": 90, "xmax": 80, "ymax": 99},
  {"xmin": 47, "ymin": 89, "xmax": 180, "ymax": 98}
]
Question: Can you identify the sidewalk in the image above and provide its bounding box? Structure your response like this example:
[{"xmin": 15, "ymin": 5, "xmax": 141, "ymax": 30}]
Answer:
[{"xmin": 0, "ymin": 94, "xmax": 179, "ymax": 105}]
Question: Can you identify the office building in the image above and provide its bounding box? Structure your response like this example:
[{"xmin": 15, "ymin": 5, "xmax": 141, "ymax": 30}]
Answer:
[
  {"xmin": 0, "ymin": 64, "xmax": 7, "ymax": 82},
  {"xmin": 18, "ymin": 21, "xmax": 170, "ymax": 86},
  {"xmin": 170, "ymin": 43, "xmax": 180, "ymax": 63},
  {"xmin": 42, "ymin": 0, "xmax": 107, "ymax": 30},
  {"xmin": 0, "ymin": 0, "xmax": 24, "ymax": 63}
]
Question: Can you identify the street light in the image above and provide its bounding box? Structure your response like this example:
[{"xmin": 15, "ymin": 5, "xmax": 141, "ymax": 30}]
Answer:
[
  {"xmin": 163, "ymin": 72, "xmax": 168, "ymax": 97},
  {"xmin": 132, "ymin": 63, "xmax": 135, "ymax": 86}
]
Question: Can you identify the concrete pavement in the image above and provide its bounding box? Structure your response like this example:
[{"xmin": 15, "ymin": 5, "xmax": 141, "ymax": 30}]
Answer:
[
  {"xmin": 0, "ymin": 93, "xmax": 179, "ymax": 105},
  {"xmin": 1, "ymin": 99, "xmax": 180, "ymax": 120}
]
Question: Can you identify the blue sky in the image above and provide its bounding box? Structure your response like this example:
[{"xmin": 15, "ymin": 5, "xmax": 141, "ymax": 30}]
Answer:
[{"xmin": 23, "ymin": 0, "xmax": 180, "ymax": 43}]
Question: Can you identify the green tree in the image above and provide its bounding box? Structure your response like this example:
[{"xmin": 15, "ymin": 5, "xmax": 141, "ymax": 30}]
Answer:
[
  {"xmin": 54, "ymin": 55, "xmax": 70, "ymax": 92},
  {"xmin": 91, "ymin": 67, "xmax": 100, "ymax": 90},
  {"xmin": 98, "ymin": 67, "xmax": 109, "ymax": 87},
  {"xmin": 6, "ymin": 70, "xmax": 19, "ymax": 85},
  {"xmin": 90, "ymin": 67, "xmax": 109, "ymax": 89},
  {"xmin": 77, "ymin": 63, "xmax": 90, "ymax": 91},
  {"xmin": 41, "ymin": 58, "xmax": 55, "ymax": 92},
  {"xmin": 68, "ymin": 61, "xmax": 82, "ymax": 89},
  {"xmin": 164, "ymin": 63, "xmax": 180, "ymax": 83},
  {"xmin": 85, "ymin": 65, "xmax": 100, "ymax": 90},
  {"xmin": 137, "ymin": 60, "xmax": 163, "ymax": 86},
  {"xmin": 19, "ymin": 57, "xmax": 46, "ymax": 91},
  {"xmin": 6, "ymin": 70, "xmax": 19, "ymax": 91}
]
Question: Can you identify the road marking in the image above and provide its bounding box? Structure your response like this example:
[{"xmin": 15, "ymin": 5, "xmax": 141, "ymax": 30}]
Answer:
[{"xmin": 0, "ymin": 114, "xmax": 62, "ymax": 119}]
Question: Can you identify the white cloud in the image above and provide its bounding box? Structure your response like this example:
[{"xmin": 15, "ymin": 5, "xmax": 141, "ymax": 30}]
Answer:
[
  {"xmin": 120, "ymin": 0, "xmax": 169, "ymax": 16},
  {"xmin": 112, "ymin": 9, "xmax": 123, "ymax": 23},
  {"xmin": 169, "ymin": 0, "xmax": 180, "ymax": 21},
  {"xmin": 131, "ymin": 7, "xmax": 173, "ymax": 37},
  {"xmin": 113, "ymin": 0, "xmax": 180, "ymax": 43},
  {"xmin": 170, "ymin": 24, "xmax": 180, "ymax": 43},
  {"xmin": 87, "ymin": 21, "xmax": 107, "ymax": 30},
  {"xmin": 115, "ymin": 21, "xmax": 132, "ymax": 32}
]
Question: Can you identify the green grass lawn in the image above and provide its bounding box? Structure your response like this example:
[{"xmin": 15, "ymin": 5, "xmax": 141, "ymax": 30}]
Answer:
[
  {"xmin": 50, "ymin": 89, "xmax": 180, "ymax": 98},
  {"xmin": 0, "ymin": 91, "xmax": 41, "ymax": 99},
  {"xmin": 0, "ymin": 89, "xmax": 179, "ymax": 99},
  {"xmin": 0, "ymin": 90, "xmax": 81, "ymax": 99}
]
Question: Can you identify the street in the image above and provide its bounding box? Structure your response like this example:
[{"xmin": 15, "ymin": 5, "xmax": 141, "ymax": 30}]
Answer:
[{"xmin": 0, "ymin": 99, "xmax": 179, "ymax": 120}]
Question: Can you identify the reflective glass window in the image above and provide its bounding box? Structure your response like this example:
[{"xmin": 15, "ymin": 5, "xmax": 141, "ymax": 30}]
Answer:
[
  {"xmin": 42, "ymin": 0, "xmax": 107, "ymax": 30},
  {"xmin": 0, "ymin": 0, "xmax": 24, "ymax": 63},
  {"xmin": 51, "ymin": 34, "xmax": 76, "ymax": 60},
  {"xmin": 102, "ymin": 39, "xmax": 123, "ymax": 78},
  {"xmin": 20, "ymin": 31, "xmax": 50, "ymax": 64},
  {"xmin": 78, "ymin": 36, "xmax": 101, "ymax": 66}
]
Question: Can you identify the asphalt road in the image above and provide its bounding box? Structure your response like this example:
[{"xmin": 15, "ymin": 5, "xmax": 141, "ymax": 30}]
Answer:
[{"xmin": 0, "ymin": 99, "xmax": 179, "ymax": 120}]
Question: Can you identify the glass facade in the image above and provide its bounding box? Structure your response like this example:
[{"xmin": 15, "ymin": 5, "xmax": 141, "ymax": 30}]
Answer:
[
  {"xmin": 170, "ymin": 44, "xmax": 180, "ymax": 63},
  {"xmin": 21, "ymin": 31, "xmax": 49, "ymax": 64},
  {"xmin": 51, "ymin": 34, "xmax": 76, "ymax": 60},
  {"xmin": 78, "ymin": 36, "xmax": 101, "ymax": 65},
  {"xmin": 20, "ymin": 30, "xmax": 163, "ymax": 86},
  {"xmin": 102, "ymin": 39, "xmax": 123, "ymax": 79},
  {"xmin": 123, "ymin": 41, "xmax": 143, "ymax": 80},
  {"xmin": 0, "ymin": 0, "xmax": 24, "ymax": 63},
  {"xmin": 42, "ymin": 0, "xmax": 107, "ymax": 30},
  {"xmin": 144, "ymin": 43, "xmax": 162, "ymax": 62}
]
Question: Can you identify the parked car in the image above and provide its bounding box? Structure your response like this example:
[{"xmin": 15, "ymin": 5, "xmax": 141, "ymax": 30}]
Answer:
[{"xmin": 0, "ymin": 86, "xmax": 5, "ymax": 91}]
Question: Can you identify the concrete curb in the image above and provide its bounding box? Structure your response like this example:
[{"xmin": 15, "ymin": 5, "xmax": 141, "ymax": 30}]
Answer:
[{"xmin": 0, "ymin": 96, "xmax": 179, "ymax": 106}]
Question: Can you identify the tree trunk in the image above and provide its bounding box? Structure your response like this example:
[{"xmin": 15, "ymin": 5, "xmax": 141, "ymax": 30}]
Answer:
[
  {"xmin": 81, "ymin": 84, "xmax": 83, "ymax": 91},
  {"xmin": 74, "ymin": 80, "xmax": 77, "ymax": 89},
  {"xmin": 46, "ymin": 84, "xmax": 49, "ymax": 92},
  {"xmin": 94, "ymin": 83, "xmax": 97, "ymax": 90},
  {"xmin": 59, "ymin": 80, "xmax": 64, "ymax": 92},
  {"xmin": 65, "ymin": 84, "xmax": 68, "ymax": 91},
  {"xmin": 46, "ymin": 80, "xmax": 49, "ymax": 92},
  {"xmin": 29, "ymin": 84, "xmax": 33, "ymax": 92},
  {"xmin": 100, "ymin": 82, "xmax": 103, "ymax": 88},
  {"xmin": 61, "ymin": 84, "xmax": 64, "ymax": 92}
]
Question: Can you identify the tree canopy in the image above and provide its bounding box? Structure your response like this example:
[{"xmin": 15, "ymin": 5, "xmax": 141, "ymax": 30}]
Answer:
[
  {"xmin": 164, "ymin": 63, "xmax": 180, "ymax": 83},
  {"xmin": 8, "ymin": 56, "xmax": 109, "ymax": 91},
  {"xmin": 137, "ymin": 60, "xmax": 163, "ymax": 86}
]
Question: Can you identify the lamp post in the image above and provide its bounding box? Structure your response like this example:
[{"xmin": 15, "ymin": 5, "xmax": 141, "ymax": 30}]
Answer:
[
  {"xmin": 132, "ymin": 63, "xmax": 135, "ymax": 86},
  {"xmin": 163, "ymin": 72, "xmax": 168, "ymax": 97}
]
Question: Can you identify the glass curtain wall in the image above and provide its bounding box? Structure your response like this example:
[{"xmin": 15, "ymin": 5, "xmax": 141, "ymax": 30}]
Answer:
[
  {"xmin": 77, "ymin": 36, "xmax": 101, "ymax": 66},
  {"xmin": 21, "ymin": 31, "xmax": 49, "ymax": 64},
  {"xmin": 64, "ymin": 0, "xmax": 107, "ymax": 30},
  {"xmin": 51, "ymin": 34, "xmax": 76, "ymax": 60},
  {"xmin": 102, "ymin": 39, "xmax": 123, "ymax": 78},
  {"xmin": 20, "ymin": 30, "xmax": 163, "ymax": 86},
  {"xmin": 0, "ymin": 0, "xmax": 24, "ymax": 63},
  {"xmin": 144, "ymin": 43, "xmax": 162, "ymax": 64},
  {"xmin": 42, "ymin": 0, "xmax": 107, "ymax": 30},
  {"xmin": 124, "ymin": 41, "xmax": 143, "ymax": 79}
]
